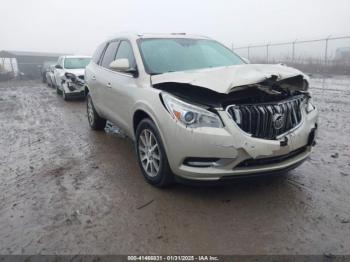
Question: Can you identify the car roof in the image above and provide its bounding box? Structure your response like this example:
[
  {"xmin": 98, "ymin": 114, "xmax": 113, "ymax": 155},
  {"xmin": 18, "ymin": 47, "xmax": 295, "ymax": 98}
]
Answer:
[
  {"xmin": 106, "ymin": 32, "xmax": 211, "ymax": 42},
  {"xmin": 63, "ymin": 55, "xmax": 91, "ymax": 59}
]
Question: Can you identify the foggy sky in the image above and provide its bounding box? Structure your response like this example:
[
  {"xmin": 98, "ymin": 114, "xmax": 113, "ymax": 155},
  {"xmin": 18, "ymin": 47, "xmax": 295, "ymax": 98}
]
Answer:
[{"xmin": 1, "ymin": 0, "xmax": 349, "ymax": 55}]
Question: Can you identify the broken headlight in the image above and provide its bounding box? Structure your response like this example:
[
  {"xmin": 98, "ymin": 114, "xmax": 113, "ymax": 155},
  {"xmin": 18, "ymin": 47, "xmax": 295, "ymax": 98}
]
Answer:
[
  {"xmin": 161, "ymin": 93, "xmax": 223, "ymax": 128},
  {"xmin": 65, "ymin": 72, "xmax": 76, "ymax": 79},
  {"xmin": 305, "ymin": 98, "xmax": 315, "ymax": 113}
]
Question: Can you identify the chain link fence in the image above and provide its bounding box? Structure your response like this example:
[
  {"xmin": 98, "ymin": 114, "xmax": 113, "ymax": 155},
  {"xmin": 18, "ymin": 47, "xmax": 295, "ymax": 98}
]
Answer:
[{"xmin": 233, "ymin": 36, "xmax": 350, "ymax": 75}]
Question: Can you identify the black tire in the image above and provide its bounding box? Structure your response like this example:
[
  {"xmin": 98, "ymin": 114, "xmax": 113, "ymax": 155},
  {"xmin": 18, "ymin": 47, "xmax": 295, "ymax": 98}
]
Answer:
[
  {"xmin": 62, "ymin": 89, "xmax": 69, "ymax": 101},
  {"xmin": 87, "ymin": 93, "xmax": 106, "ymax": 130},
  {"xmin": 135, "ymin": 118, "xmax": 174, "ymax": 187},
  {"xmin": 56, "ymin": 84, "xmax": 62, "ymax": 95}
]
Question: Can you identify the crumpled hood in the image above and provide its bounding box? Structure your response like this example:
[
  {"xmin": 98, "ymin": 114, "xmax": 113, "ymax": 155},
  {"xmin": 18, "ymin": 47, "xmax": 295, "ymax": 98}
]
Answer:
[
  {"xmin": 64, "ymin": 68, "xmax": 85, "ymax": 76},
  {"xmin": 151, "ymin": 64, "xmax": 309, "ymax": 94}
]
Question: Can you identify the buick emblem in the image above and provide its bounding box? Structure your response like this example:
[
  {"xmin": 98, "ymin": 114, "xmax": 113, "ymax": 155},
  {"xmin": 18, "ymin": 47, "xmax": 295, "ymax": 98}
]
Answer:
[{"xmin": 273, "ymin": 113, "xmax": 285, "ymax": 130}]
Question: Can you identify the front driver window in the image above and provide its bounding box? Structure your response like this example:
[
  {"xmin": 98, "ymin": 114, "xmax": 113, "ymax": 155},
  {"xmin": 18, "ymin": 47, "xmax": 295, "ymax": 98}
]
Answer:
[
  {"xmin": 101, "ymin": 41, "xmax": 120, "ymax": 68},
  {"xmin": 115, "ymin": 41, "xmax": 136, "ymax": 69}
]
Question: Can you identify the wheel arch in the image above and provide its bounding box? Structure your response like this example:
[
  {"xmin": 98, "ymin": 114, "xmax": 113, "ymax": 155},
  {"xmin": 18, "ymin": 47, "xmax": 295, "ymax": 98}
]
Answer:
[
  {"xmin": 133, "ymin": 109, "xmax": 152, "ymax": 135},
  {"xmin": 84, "ymin": 85, "xmax": 89, "ymax": 96}
]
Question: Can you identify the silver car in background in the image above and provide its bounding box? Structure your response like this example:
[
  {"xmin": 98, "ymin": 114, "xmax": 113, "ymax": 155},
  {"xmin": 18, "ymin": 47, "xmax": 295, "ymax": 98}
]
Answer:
[
  {"xmin": 45, "ymin": 65, "xmax": 56, "ymax": 87},
  {"xmin": 85, "ymin": 33, "xmax": 318, "ymax": 187}
]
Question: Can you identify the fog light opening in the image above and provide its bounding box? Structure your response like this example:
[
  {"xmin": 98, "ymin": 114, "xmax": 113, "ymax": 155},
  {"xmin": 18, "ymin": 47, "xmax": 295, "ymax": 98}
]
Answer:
[{"xmin": 183, "ymin": 157, "xmax": 220, "ymax": 168}]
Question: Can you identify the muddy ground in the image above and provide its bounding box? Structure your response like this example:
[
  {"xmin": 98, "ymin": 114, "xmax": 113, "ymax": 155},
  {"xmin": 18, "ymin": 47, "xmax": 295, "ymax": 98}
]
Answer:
[{"xmin": 0, "ymin": 77, "xmax": 349, "ymax": 255}]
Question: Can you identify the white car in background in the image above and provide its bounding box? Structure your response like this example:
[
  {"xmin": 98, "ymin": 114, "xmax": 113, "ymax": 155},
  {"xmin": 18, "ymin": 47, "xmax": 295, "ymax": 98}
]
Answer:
[{"xmin": 53, "ymin": 55, "xmax": 91, "ymax": 100}]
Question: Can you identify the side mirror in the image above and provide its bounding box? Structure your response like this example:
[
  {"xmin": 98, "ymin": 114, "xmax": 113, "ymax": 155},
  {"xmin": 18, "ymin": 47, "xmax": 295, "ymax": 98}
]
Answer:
[
  {"xmin": 55, "ymin": 64, "xmax": 63, "ymax": 69},
  {"xmin": 109, "ymin": 59, "xmax": 130, "ymax": 71}
]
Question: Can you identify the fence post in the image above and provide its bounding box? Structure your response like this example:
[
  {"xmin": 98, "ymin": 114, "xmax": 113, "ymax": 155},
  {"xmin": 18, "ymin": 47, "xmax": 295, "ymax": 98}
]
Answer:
[
  {"xmin": 324, "ymin": 35, "xmax": 331, "ymax": 65},
  {"xmin": 292, "ymin": 39, "xmax": 297, "ymax": 63},
  {"xmin": 266, "ymin": 43, "xmax": 270, "ymax": 63}
]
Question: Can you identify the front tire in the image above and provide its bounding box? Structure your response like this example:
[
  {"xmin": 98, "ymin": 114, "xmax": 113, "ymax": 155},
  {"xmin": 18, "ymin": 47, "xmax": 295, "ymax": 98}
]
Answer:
[
  {"xmin": 136, "ymin": 118, "xmax": 174, "ymax": 187},
  {"xmin": 62, "ymin": 89, "xmax": 69, "ymax": 101},
  {"xmin": 56, "ymin": 84, "xmax": 61, "ymax": 95},
  {"xmin": 87, "ymin": 93, "xmax": 106, "ymax": 130}
]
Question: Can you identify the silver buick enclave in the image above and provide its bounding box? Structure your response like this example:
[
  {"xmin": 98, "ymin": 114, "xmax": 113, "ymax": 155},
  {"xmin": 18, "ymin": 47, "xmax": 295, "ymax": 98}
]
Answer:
[{"xmin": 85, "ymin": 33, "xmax": 318, "ymax": 187}]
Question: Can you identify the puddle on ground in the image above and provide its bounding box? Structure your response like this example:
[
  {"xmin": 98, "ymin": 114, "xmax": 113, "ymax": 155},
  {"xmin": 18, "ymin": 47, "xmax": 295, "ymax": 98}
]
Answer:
[{"xmin": 104, "ymin": 121, "xmax": 127, "ymax": 138}]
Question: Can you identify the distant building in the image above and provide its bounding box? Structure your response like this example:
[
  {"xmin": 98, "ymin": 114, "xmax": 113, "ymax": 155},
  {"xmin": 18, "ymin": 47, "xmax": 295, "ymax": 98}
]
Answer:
[{"xmin": 0, "ymin": 50, "xmax": 68, "ymax": 78}]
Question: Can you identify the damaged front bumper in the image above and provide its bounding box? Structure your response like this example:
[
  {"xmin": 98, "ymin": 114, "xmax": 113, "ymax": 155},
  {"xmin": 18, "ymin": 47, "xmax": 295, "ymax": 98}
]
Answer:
[
  {"xmin": 62, "ymin": 77, "xmax": 85, "ymax": 97},
  {"xmin": 160, "ymin": 105, "xmax": 318, "ymax": 181}
]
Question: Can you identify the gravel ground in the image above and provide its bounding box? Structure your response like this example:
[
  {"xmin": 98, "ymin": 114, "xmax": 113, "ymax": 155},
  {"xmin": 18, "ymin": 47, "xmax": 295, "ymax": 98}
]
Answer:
[{"xmin": 0, "ymin": 77, "xmax": 349, "ymax": 255}]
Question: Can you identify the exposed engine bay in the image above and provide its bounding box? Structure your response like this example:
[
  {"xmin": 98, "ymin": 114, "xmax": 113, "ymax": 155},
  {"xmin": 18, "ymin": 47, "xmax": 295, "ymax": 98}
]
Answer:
[
  {"xmin": 154, "ymin": 74, "xmax": 313, "ymax": 140},
  {"xmin": 154, "ymin": 75, "xmax": 310, "ymax": 108}
]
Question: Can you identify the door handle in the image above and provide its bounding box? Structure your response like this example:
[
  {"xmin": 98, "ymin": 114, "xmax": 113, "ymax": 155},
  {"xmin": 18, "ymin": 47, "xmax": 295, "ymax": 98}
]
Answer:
[
  {"xmin": 91, "ymin": 76, "xmax": 96, "ymax": 80},
  {"xmin": 107, "ymin": 82, "xmax": 111, "ymax": 88}
]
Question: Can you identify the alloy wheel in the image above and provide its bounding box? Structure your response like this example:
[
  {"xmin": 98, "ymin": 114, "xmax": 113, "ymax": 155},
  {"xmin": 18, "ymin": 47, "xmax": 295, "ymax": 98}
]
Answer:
[
  {"xmin": 87, "ymin": 96, "xmax": 94, "ymax": 126},
  {"xmin": 138, "ymin": 129, "xmax": 161, "ymax": 177}
]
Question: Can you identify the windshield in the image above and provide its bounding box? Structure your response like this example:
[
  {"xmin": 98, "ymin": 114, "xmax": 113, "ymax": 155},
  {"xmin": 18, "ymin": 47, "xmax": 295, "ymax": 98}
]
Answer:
[
  {"xmin": 64, "ymin": 57, "xmax": 91, "ymax": 69},
  {"xmin": 138, "ymin": 38, "xmax": 244, "ymax": 74}
]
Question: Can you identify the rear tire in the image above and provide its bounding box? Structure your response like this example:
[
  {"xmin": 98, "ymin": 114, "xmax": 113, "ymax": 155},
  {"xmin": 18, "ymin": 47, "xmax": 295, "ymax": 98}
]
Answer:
[
  {"xmin": 87, "ymin": 93, "xmax": 106, "ymax": 130},
  {"xmin": 135, "ymin": 118, "xmax": 174, "ymax": 187}
]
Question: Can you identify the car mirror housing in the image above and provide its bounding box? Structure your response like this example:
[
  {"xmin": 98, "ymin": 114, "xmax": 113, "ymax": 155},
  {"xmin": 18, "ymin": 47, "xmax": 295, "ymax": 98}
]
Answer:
[
  {"xmin": 109, "ymin": 59, "xmax": 130, "ymax": 72},
  {"xmin": 55, "ymin": 64, "xmax": 63, "ymax": 69}
]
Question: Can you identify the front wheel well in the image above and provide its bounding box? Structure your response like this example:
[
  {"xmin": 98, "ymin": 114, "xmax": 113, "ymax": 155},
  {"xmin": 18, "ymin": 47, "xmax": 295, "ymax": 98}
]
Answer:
[{"xmin": 133, "ymin": 110, "xmax": 151, "ymax": 135}]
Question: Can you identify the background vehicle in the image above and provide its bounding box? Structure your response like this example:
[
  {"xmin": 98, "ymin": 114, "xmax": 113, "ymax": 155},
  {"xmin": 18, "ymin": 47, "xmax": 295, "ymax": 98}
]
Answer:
[
  {"xmin": 85, "ymin": 33, "xmax": 318, "ymax": 187},
  {"xmin": 41, "ymin": 61, "xmax": 56, "ymax": 83},
  {"xmin": 53, "ymin": 55, "xmax": 91, "ymax": 100},
  {"xmin": 45, "ymin": 65, "xmax": 55, "ymax": 87}
]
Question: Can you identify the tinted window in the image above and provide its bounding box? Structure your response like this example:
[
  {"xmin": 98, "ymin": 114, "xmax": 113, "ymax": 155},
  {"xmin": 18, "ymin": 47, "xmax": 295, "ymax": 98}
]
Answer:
[
  {"xmin": 92, "ymin": 43, "xmax": 107, "ymax": 64},
  {"xmin": 139, "ymin": 38, "xmax": 244, "ymax": 74},
  {"xmin": 115, "ymin": 41, "xmax": 136, "ymax": 68},
  {"xmin": 101, "ymin": 41, "xmax": 119, "ymax": 68}
]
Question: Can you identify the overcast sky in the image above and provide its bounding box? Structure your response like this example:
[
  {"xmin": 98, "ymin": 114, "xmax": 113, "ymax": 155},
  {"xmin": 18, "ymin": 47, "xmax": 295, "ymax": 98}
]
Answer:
[{"xmin": 1, "ymin": 0, "xmax": 349, "ymax": 55}]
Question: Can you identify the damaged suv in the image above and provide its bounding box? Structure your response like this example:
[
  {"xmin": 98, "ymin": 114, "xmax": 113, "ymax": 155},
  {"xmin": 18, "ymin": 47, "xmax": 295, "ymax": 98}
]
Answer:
[{"xmin": 85, "ymin": 33, "xmax": 318, "ymax": 187}]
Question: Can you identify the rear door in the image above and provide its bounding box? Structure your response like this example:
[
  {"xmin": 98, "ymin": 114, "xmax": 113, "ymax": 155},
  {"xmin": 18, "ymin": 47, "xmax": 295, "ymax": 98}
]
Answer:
[
  {"xmin": 93, "ymin": 41, "xmax": 120, "ymax": 122},
  {"xmin": 85, "ymin": 42, "xmax": 108, "ymax": 115}
]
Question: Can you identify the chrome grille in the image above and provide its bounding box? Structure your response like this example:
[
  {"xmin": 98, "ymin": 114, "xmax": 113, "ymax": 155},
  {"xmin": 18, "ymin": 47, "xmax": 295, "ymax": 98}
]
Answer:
[{"xmin": 226, "ymin": 96, "xmax": 305, "ymax": 140}]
